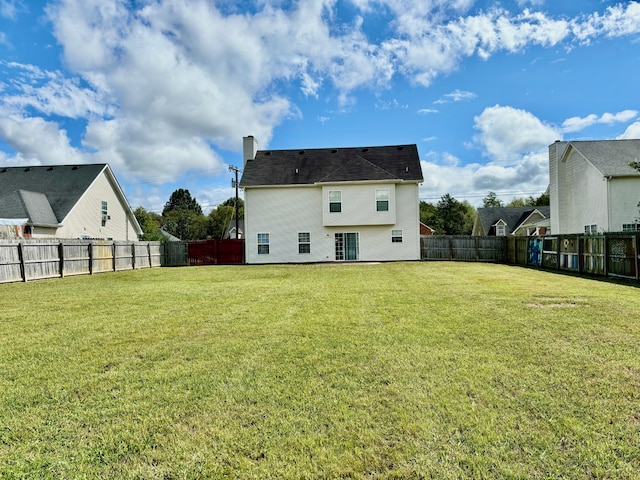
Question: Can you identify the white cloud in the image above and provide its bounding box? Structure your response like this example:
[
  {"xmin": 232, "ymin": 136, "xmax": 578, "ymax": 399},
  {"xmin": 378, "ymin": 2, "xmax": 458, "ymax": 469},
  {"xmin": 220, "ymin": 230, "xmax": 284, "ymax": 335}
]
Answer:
[
  {"xmin": 2, "ymin": 0, "xmax": 640, "ymax": 191},
  {"xmin": 618, "ymin": 121, "xmax": 640, "ymax": 139},
  {"xmin": 434, "ymin": 89, "xmax": 476, "ymax": 104},
  {"xmin": 419, "ymin": 150, "xmax": 549, "ymax": 207},
  {"xmin": 0, "ymin": 115, "xmax": 84, "ymax": 165},
  {"xmin": 418, "ymin": 108, "xmax": 439, "ymax": 115},
  {"xmin": 474, "ymin": 105, "xmax": 560, "ymax": 162},
  {"xmin": 0, "ymin": 0, "xmax": 25, "ymax": 19},
  {"xmin": 562, "ymin": 110, "xmax": 638, "ymax": 133}
]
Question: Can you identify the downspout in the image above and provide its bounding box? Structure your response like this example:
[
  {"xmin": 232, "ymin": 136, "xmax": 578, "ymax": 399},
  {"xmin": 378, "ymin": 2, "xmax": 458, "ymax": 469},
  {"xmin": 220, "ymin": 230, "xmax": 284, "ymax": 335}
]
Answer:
[{"xmin": 605, "ymin": 176, "xmax": 611, "ymax": 232}]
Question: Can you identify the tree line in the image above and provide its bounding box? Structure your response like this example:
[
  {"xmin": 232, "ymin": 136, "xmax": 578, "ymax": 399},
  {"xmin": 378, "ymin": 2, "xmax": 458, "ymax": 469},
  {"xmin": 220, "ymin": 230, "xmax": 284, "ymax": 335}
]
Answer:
[
  {"xmin": 135, "ymin": 188, "xmax": 549, "ymax": 240},
  {"xmin": 134, "ymin": 189, "xmax": 242, "ymax": 241}
]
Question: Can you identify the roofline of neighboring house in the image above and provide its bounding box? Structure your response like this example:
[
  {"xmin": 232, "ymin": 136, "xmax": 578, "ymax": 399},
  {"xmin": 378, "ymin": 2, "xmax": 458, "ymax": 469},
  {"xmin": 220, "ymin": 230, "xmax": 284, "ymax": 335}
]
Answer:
[{"xmin": 560, "ymin": 141, "xmax": 640, "ymax": 178}]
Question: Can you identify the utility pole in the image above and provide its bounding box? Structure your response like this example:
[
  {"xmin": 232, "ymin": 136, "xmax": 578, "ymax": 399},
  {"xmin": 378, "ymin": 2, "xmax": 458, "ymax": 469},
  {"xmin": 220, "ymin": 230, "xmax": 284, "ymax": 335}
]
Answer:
[{"xmin": 229, "ymin": 165, "xmax": 242, "ymax": 238}]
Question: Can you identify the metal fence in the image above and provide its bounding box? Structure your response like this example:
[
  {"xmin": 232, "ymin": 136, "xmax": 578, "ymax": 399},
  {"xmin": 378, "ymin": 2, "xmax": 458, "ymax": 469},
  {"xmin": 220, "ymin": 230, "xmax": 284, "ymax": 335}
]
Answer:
[{"xmin": 0, "ymin": 239, "xmax": 163, "ymax": 284}]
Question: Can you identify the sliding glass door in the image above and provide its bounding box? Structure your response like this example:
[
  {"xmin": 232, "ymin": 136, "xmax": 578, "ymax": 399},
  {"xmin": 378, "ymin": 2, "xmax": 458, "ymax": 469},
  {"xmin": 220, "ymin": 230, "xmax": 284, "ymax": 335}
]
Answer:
[{"xmin": 335, "ymin": 233, "xmax": 359, "ymax": 261}]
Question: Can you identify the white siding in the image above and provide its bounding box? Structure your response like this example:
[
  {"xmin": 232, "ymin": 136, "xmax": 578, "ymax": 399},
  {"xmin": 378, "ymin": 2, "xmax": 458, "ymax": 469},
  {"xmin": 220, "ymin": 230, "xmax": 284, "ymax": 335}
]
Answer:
[
  {"xmin": 322, "ymin": 183, "xmax": 396, "ymax": 226},
  {"xmin": 53, "ymin": 172, "xmax": 139, "ymax": 240},
  {"xmin": 244, "ymin": 182, "xmax": 420, "ymax": 264},
  {"xmin": 608, "ymin": 177, "xmax": 640, "ymax": 232},
  {"xmin": 555, "ymin": 148, "xmax": 608, "ymax": 234},
  {"xmin": 548, "ymin": 142, "xmax": 561, "ymax": 235}
]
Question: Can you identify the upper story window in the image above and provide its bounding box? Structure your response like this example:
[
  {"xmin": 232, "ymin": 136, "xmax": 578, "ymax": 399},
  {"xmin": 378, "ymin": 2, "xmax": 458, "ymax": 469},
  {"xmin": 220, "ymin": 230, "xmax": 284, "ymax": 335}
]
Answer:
[
  {"xmin": 376, "ymin": 189, "xmax": 389, "ymax": 212},
  {"xmin": 101, "ymin": 201, "xmax": 109, "ymax": 226},
  {"xmin": 496, "ymin": 224, "xmax": 506, "ymax": 236},
  {"xmin": 257, "ymin": 233, "xmax": 270, "ymax": 254},
  {"xmin": 329, "ymin": 190, "xmax": 342, "ymax": 213}
]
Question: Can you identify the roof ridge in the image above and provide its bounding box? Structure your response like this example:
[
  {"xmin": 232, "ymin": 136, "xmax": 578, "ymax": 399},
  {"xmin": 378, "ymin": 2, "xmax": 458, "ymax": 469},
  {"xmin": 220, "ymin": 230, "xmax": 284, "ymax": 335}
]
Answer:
[{"xmin": 317, "ymin": 154, "xmax": 399, "ymax": 183}]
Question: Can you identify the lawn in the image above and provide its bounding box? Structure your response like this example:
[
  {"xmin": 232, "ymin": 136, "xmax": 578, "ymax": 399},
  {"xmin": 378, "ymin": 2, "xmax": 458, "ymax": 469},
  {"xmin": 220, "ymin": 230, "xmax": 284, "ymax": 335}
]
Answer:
[{"xmin": 0, "ymin": 262, "xmax": 639, "ymax": 479}]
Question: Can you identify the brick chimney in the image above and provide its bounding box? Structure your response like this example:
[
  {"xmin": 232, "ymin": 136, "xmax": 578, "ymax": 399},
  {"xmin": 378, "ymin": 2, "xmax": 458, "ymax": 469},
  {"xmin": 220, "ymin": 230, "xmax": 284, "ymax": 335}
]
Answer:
[{"xmin": 243, "ymin": 136, "xmax": 258, "ymax": 168}]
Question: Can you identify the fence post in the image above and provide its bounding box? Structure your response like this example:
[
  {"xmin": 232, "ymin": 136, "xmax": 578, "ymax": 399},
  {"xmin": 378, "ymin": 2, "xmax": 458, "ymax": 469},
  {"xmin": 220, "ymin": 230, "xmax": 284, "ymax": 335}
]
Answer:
[
  {"xmin": 132, "ymin": 243, "xmax": 136, "ymax": 270},
  {"xmin": 603, "ymin": 235, "xmax": 609, "ymax": 277},
  {"xmin": 17, "ymin": 242, "xmax": 26, "ymax": 282},
  {"xmin": 577, "ymin": 235, "xmax": 583, "ymax": 274},
  {"xmin": 88, "ymin": 242, "xmax": 94, "ymax": 275},
  {"xmin": 59, "ymin": 242, "xmax": 65, "ymax": 278},
  {"xmin": 147, "ymin": 242, "xmax": 152, "ymax": 268},
  {"xmin": 636, "ymin": 233, "xmax": 640, "ymax": 282}
]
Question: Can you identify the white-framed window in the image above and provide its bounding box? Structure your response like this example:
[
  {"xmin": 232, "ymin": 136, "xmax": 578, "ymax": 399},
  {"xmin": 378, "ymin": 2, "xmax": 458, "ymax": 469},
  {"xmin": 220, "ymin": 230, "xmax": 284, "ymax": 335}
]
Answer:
[
  {"xmin": 101, "ymin": 200, "xmax": 109, "ymax": 226},
  {"xmin": 257, "ymin": 233, "xmax": 269, "ymax": 254},
  {"xmin": 496, "ymin": 224, "xmax": 506, "ymax": 236},
  {"xmin": 376, "ymin": 189, "xmax": 389, "ymax": 212},
  {"xmin": 329, "ymin": 190, "xmax": 341, "ymax": 212},
  {"xmin": 585, "ymin": 224, "xmax": 598, "ymax": 234},
  {"xmin": 298, "ymin": 232, "xmax": 310, "ymax": 254},
  {"xmin": 391, "ymin": 229, "xmax": 403, "ymax": 242},
  {"xmin": 622, "ymin": 223, "xmax": 640, "ymax": 232}
]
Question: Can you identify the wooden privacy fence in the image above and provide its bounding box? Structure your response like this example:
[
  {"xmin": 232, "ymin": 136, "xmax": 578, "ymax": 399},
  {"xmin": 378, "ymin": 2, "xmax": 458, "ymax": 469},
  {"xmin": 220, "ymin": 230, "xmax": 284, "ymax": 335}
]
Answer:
[
  {"xmin": 506, "ymin": 233, "xmax": 640, "ymax": 282},
  {"xmin": 188, "ymin": 239, "xmax": 244, "ymax": 265},
  {"xmin": 422, "ymin": 234, "xmax": 640, "ymax": 283},
  {"xmin": 0, "ymin": 239, "xmax": 162, "ymax": 284},
  {"xmin": 421, "ymin": 236, "xmax": 507, "ymax": 262}
]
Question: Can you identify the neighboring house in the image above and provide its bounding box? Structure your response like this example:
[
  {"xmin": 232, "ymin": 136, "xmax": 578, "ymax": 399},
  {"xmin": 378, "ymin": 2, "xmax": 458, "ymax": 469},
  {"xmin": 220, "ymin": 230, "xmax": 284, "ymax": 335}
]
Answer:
[
  {"xmin": 0, "ymin": 218, "xmax": 28, "ymax": 238},
  {"xmin": 0, "ymin": 164, "xmax": 142, "ymax": 240},
  {"xmin": 549, "ymin": 139, "xmax": 640, "ymax": 234},
  {"xmin": 159, "ymin": 228, "xmax": 181, "ymax": 242},
  {"xmin": 472, "ymin": 206, "xmax": 551, "ymax": 236},
  {"xmin": 239, "ymin": 136, "xmax": 424, "ymax": 263},
  {"xmin": 223, "ymin": 218, "xmax": 244, "ymax": 239},
  {"xmin": 420, "ymin": 222, "xmax": 435, "ymax": 236}
]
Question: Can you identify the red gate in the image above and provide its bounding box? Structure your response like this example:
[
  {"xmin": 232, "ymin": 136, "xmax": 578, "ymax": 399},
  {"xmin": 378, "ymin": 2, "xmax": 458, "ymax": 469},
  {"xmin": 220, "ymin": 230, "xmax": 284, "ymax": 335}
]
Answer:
[{"xmin": 188, "ymin": 239, "xmax": 244, "ymax": 265}]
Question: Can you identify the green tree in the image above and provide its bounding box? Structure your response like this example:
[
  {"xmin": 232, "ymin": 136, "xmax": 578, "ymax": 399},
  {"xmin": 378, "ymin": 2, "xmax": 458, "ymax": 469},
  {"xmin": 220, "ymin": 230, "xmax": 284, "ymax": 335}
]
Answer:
[
  {"xmin": 134, "ymin": 207, "xmax": 164, "ymax": 241},
  {"xmin": 162, "ymin": 209, "xmax": 200, "ymax": 241},
  {"xmin": 482, "ymin": 191, "xmax": 504, "ymax": 208},
  {"xmin": 436, "ymin": 194, "xmax": 475, "ymax": 235},
  {"xmin": 206, "ymin": 197, "xmax": 245, "ymax": 239},
  {"xmin": 162, "ymin": 189, "xmax": 203, "ymax": 216},
  {"xmin": 419, "ymin": 201, "xmax": 442, "ymax": 233},
  {"xmin": 507, "ymin": 192, "xmax": 549, "ymax": 207}
]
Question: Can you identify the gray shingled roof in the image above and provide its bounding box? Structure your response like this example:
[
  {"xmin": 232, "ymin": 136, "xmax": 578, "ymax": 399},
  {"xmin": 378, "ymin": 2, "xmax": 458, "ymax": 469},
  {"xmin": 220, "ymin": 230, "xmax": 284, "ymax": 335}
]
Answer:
[
  {"xmin": 476, "ymin": 206, "xmax": 550, "ymax": 235},
  {"xmin": 0, "ymin": 164, "xmax": 107, "ymax": 223},
  {"xmin": 0, "ymin": 190, "xmax": 60, "ymax": 226},
  {"xmin": 240, "ymin": 144, "xmax": 423, "ymax": 187},
  {"xmin": 562, "ymin": 139, "xmax": 640, "ymax": 177}
]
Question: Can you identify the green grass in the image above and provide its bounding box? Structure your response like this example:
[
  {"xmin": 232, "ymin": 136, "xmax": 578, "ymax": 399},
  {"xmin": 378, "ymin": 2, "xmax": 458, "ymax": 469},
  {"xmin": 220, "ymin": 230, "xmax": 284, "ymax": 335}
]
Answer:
[{"xmin": 1, "ymin": 262, "xmax": 639, "ymax": 479}]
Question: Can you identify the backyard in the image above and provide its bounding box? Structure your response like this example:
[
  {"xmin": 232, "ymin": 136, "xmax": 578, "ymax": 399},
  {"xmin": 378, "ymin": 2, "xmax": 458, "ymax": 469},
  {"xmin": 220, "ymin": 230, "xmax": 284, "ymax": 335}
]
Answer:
[{"xmin": 0, "ymin": 262, "xmax": 638, "ymax": 479}]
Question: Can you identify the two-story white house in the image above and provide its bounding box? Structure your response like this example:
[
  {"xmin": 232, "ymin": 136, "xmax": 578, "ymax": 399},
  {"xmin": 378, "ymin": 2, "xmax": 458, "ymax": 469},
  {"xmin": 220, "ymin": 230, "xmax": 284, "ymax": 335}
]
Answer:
[
  {"xmin": 549, "ymin": 139, "xmax": 640, "ymax": 234},
  {"xmin": 239, "ymin": 136, "xmax": 424, "ymax": 263}
]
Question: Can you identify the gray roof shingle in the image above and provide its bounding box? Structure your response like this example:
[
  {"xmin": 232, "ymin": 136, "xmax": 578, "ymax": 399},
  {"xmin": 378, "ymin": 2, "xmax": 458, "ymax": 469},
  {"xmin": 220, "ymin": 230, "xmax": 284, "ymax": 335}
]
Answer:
[
  {"xmin": 240, "ymin": 144, "xmax": 423, "ymax": 187},
  {"xmin": 476, "ymin": 206, "xmax": 550, "ymax": 235},
  {"xmin": 562, "ymin": 139, "xmax": 640, "ymax": 177},
  {"xmin": 0, "ymin": 164, "xmax": 107, "ymax": 223},
  {"xmin": 0, "ymin": 190, "xmax": 60, "ymax": 226}
]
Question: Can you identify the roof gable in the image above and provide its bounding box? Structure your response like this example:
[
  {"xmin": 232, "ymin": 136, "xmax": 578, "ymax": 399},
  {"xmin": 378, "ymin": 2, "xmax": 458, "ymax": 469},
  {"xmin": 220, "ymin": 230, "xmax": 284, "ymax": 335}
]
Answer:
[
  {"xmin": 476, "ymin": 206, "xmax": 551, "ymax": 235},
  {"xmin": 0, "ymin": 164, "xmax": 107, "ymax": 222},
  {"xmin": 562, "ymin": 140, "xmax": 640, "ymax": 177},
  {"xmin": 240, "ymin": 144, "xmax": 423, "ymax": 187}
]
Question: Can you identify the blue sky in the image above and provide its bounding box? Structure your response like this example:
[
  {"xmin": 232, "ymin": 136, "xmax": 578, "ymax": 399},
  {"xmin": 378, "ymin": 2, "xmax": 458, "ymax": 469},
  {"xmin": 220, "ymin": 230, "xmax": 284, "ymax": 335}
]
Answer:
[{"xmin": 1, "ymin": 0, "xmax": 639, "ymax": 212}]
